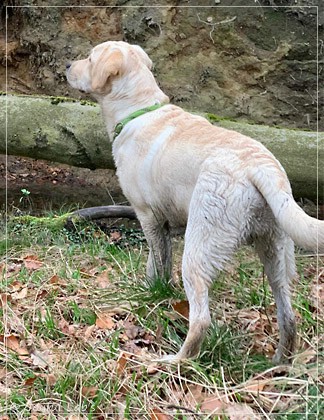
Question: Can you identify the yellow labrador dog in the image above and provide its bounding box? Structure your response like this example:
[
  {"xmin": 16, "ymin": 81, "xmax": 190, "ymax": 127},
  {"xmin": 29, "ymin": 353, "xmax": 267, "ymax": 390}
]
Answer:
[{"xmin": 67, "ymin": 41, "xmax": 324, "ymax": 364}]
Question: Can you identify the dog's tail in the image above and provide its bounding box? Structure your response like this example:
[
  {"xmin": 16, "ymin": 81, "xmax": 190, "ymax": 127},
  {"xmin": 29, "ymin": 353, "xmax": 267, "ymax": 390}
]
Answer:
[{"xmin": 249, "ymin": 163, "xmax": 324, "ymax": 253}]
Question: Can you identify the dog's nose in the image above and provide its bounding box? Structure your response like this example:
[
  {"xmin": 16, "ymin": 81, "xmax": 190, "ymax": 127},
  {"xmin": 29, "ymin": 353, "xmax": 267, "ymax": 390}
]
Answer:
[{"xmin": 66, "ymin": 62, "xmax": 71, "ymax": 70}]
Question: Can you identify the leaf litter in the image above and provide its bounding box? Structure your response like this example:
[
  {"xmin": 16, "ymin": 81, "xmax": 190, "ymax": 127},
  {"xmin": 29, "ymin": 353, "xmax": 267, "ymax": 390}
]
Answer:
[{"xmin": 1, "ymin": 238, "xmax": 323, "ymax": 418}]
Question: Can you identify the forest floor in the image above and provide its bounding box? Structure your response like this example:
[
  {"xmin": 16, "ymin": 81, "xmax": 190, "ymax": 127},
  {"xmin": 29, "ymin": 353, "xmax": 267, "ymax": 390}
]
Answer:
[
  {"xmin": 1, "ymin": 213, "xmax": 323, "ymax": 419},
  {"xmin": 1, "ymin": 155, "xmax": 124, "ymax": 215}
]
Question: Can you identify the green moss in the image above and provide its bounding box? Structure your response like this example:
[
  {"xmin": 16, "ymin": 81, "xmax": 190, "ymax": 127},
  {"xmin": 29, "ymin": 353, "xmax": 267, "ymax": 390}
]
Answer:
[
  {"xmin": 11, "ymin": 213, "xmax": 72, "ymax": 232},
  {"xmin": 3, "ymin": 92, "xmax": 97, "ymax": 107},
  {"xmin": 205, "ymin": 113, "xmax": 237, "ymax": 124}
]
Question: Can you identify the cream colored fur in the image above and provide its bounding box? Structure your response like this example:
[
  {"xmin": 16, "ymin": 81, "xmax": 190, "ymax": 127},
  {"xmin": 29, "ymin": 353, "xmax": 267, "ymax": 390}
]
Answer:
[{"xmin": 67, "ymin": 41, "xmax": 324, "ymax": 364}]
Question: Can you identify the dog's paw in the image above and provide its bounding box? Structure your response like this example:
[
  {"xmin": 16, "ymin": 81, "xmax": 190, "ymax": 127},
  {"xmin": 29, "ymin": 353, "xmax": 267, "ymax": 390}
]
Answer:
[
  {"xmin": 150, "ymin": 353, "xmax": 185, "ymax": 364},
  {"xmin": 272, "ymin": 351, "xmax": 292, "ymax": 365}
]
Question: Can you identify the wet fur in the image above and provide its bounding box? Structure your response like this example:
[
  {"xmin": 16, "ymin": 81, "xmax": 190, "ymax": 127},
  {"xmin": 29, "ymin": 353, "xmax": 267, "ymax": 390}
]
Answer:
[{"xmin": 67, "ymin": 41, "xmax": 324, "ymax": 364}]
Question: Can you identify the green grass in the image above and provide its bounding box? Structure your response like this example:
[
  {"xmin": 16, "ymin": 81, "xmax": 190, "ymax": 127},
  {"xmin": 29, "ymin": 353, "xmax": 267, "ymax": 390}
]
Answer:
[{"xmin": 1, "ymin": 213, "xmax": 323, "ymax": 418}]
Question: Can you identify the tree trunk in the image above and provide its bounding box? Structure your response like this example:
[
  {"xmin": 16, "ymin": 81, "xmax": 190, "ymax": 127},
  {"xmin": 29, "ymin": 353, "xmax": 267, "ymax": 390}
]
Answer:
[{"xmin": 1, "ymin": 94, "xmax": 323, "ymax": 201}]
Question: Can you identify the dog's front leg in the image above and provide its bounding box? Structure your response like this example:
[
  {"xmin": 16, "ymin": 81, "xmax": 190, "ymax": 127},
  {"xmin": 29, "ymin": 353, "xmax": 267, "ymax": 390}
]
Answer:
[{"xmin": 138, "ymin": 212, "xmax": 172, "ymax": 282}]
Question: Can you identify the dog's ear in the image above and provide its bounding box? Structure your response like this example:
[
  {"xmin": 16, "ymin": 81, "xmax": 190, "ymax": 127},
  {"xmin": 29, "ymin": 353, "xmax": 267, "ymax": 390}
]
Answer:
[
  {"xmin": 132, "ymin": 45, "xmax": 153, "ymax": 69},
  {"xmin": 91, "ymin": 49, "xmax": 123, "ymax": 92}
]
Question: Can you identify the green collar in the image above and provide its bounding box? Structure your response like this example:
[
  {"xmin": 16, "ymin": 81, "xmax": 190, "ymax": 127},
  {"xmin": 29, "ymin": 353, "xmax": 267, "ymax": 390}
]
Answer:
[{"xmin": 113, "ymin": 103, "xmax": 165, "ymax": 140}]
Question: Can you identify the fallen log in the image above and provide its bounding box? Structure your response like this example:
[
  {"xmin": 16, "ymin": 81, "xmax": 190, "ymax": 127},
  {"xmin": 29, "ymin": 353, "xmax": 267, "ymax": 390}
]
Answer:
[
  {"xmin": 1, "ymin": 94, "xmax": 323, "ymax": 201},
  {"xmin": 69, "ymin": 205, "xmax": 137, "ymax": 221}
]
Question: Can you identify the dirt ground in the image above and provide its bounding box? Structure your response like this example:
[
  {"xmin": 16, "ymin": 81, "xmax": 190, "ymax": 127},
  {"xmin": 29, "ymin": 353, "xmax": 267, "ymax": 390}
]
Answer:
[{"xmin": 1, "ymin": 154, "xmax": 124, "ymax": 214}]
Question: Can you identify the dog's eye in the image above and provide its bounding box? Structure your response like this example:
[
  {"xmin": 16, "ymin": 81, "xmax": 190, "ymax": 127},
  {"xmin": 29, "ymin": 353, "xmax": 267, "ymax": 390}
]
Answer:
[{"xmin": 88, "ymin": 57, "xmax": 92, "ymax": 63}]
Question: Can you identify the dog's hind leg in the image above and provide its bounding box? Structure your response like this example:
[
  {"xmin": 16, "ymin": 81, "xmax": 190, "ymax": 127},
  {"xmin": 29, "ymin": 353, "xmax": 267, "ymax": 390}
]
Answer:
[
  {"xmin": 164, "ymin": 179, "xmax": 240, "ymax": 361},
  {"xmin": 255, "ymin": 230, "xmax": 297, "ymax": 364}
]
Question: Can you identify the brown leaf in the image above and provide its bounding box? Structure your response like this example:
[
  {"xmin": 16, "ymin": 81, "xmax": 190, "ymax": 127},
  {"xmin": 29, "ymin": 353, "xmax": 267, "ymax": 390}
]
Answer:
[
  {"xmin": 11, "ymin": 286, "xmax": 28, "ymax": 300},
  {"xmin": 225, "ymin": 403, "xmax": 260, "ymax": 419},
  {"xmin": 0, "ymin": 383, "xmax": 12, "ymax": 398},
  {"xmin": 150, "ymin": 408, "xmax": 171, "ymax": 420},
  {"xmin": 24, "ymin": 372, "xmax": 57, "ymax": 387},
  {"xmin": 49, "ymin": 274, "xmax": 66, "ymax": 286},
  {"xmin": 201, "ymin": 396, "xmax": 226, "ymax": 413},
  {"xmin": 10, "ymin": 281, "xmax": 24, "ymax": 291},
  {"xmin": 116, "ymin": 352, "xmax": 131, "ymax": 376},
  {"xmin": 244, "ymin": 380, "xmax": 266, "ymax": 393},
  {"xmin": 31, "ymin": 349, "xmax": 52, "ymax": 368},
  {"xmin": 1, "ymin": 335, "xmax": 29, "ymax": 360},
  {"xmin": 23, "ymin": 255, "xmax": 43, "ymax": 271},
  {"xmin": 84, "ymin": 324, "xmax": 96, "ymax": 339},
  {"xmin": 5, "ymin": 262, "xmax": 22, "ymax": 278},
  {"xmin": 35, "ymin": 290, "xmax": 48, "ymax": 301},
  {"xmin": 58, "ymin": 318, "xmax": 75, "ymax": 336},
  {"xmin": 293, "ymin": 348, "xmax": 317, "ymax": 365},
  {"xmin": 95, "ymin": 270, "xmax": 110, "ymax": 289},
  {"xmin": 95, "ymin": 312, "xmax": 115, "ymax": 330},
  {"xmin": 0, "ymin": 294, "xmax": 11, "ymax": 307},
  {"xmin": 201, "ymin": 396, "xmax": 260, "ymax": 419},
  {"xmin": 110, "ymin": 231, "xmax": 122, "ymax": 242},
  {"xmin": 172, "ymin": 300, "xmax": 190, "ymax": 319},
  {"xmin": 122, "ymin": 340, "xmax": 143, "ymax": 356},
  {"xmin": 0, "ymin": 367, "xmax": 7, "ymax": 380},
  {"xmin": 125, "ymin": 324, "xmax": 141, "ymax": 340},
  {"xmin": 81, "ymin": 386, "xmax": 98, "ymax": 398},
  {"xmin": 40, "ymin": 373, "xmax": 57, "ymax": 386},
  {"xmin": 24, "ymin": 376, "xmax": 38, "ymax": 387},
  {"xmin": 185, "ymin": 384, "xmax": 205, "ymax": 406}
]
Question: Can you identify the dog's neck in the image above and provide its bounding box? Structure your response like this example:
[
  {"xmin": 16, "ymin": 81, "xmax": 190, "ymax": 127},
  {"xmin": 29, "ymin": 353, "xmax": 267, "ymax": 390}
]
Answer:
[{"xmin": 95, "ymin": 70, "xmax": 169, "ymax": 140}]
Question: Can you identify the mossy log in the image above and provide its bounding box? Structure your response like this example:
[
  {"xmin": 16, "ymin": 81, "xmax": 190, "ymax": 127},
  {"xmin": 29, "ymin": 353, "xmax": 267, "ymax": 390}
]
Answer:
[
  {"xmin": 13, "ymin": 205, "xmax": 137, "ymax": 232},
  {"xmin": 1, "ymin": 94, "xmax": 323, "ymax": 201}
]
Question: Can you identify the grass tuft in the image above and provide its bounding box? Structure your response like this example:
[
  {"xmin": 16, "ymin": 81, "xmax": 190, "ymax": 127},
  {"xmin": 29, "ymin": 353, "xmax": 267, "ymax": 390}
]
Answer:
[{"xmin": 1, "ymin": 213, "xmax": 323, "ymax": 418}]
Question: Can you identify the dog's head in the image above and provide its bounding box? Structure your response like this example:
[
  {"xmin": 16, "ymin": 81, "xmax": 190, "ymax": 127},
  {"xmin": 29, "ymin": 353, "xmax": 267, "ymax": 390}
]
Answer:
[{"xmin": 66, "ymin": 41, "xmax": 153, "ymax": 96}]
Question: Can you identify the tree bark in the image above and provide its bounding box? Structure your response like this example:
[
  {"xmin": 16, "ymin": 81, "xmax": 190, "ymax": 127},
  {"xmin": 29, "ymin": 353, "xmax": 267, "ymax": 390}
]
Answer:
[
  {"xmin": 1, "ymin": 94, "xmax": 323, "ymax": 201},
  {"xmin": 70, "ymin": 205, "xmax": 137, "ymax": 220}
]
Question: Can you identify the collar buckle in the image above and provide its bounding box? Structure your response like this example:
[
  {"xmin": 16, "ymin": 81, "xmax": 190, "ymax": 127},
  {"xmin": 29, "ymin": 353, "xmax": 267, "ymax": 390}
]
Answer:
[{"xmin": 112, "ymin": 103, "xmax": 165, "ymax": 141}]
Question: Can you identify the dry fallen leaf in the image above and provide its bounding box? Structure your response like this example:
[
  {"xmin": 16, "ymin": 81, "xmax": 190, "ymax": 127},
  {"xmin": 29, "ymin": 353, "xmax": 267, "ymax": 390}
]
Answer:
[
  {"xmin": 200, "ymin": 396, "xmax": 226, "ymax": 413},
  {"xmin": 201, "ymin": 395, "xmax": 260, "ymax": 419},
  {"xmin": 23, "ymin": 255, "xmax": 43, "ymax": 271},
  {"xmin": 124, "ymin": 323, "xmax": 141, "ymax": 340},
  {"xmin": 84, "ymin": 324, "xmax": 96, "ymax": 339},
  {"xmin": 95, "ymin": 269, "xmax": 110, "ymax": 289},
  {"xmin": 150, "ymin": 408, "xmax": 171, "ymax": 420},
  {"xmin": 58, "ymin": 318, "xmax": 76, "ymax": 336},
  {"xmin": 31, "ymin": 349, "xmax": 52, "ymax": 368},
  {"xmin": 5, "ymin": 262, "xmax": 22, "ymax": 278},
  {"xmin": 244, "ymin": 380, "xmax": 266, "ymax": 393},
  {"xmin": 172, "ymin": 300, "xmax": 190, "ymax": 319},
  {"xmin": 41, "ymin": 373, "xmax": 57, "ymax": 386},
  {"xmin": 1, "ymin": 335, "xmax": 29, "ymax": 360},
  {"xmin": 95, "ymin": 312, "xmax": 115, "ymax": 330},
  {"xmin": 10, "ymin": 281, "xmax": 24, "ymax": 292},
  {"xmin": 0, "ymin": 294, "xmax": 11, "ymax": 307},
  {"xmin": 11, "ymin": 286, "xmax": 28, "ymax": 300},
  {"xmin": 116, "ymin": 352, "xmax": 131, "ymax": 376},
  {"xmin": 49, "ymin": 274, "xmax": 67, "ymax": 286},
  {"xmin": 81, "ymin": 386, "xmax": 98, "ymax": 398},
  {"xmin": 293, "ymin": 348, "xmax": 317, "ymax": 365},
  {"xmin": 24, "ymin": 376, "xmax": 38, "ymax": 387},
  {"xmin": 0, "ymin": 367, "xmax": 7, "ymax": 380},
  {"xmin": 225, "ymin": 403, "xmax": 260, "ymax": 419},
  {"xmin": 0, "ymin": 383, "xmax": 12, "ymax": 398},
  {"xmin": 110, "ymin": 231, "xmax": 122, "ymax": 243}
]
